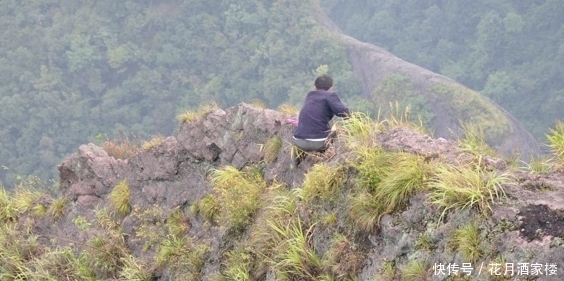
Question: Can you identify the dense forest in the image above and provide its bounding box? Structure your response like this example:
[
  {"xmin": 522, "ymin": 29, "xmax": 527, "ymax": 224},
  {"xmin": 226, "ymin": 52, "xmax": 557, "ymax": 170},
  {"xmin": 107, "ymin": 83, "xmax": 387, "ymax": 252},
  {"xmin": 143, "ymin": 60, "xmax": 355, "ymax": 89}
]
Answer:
[
  {"xmin": 321, "ymin": 0, "xmax": 564, "ymax": 139},
  {"xmin": 0, "ymin": 0, "xmax": 362, "ymax": 186},
  {"xmin": 1, "ymin": 0, "xmax": 563, "ymax": 187}
]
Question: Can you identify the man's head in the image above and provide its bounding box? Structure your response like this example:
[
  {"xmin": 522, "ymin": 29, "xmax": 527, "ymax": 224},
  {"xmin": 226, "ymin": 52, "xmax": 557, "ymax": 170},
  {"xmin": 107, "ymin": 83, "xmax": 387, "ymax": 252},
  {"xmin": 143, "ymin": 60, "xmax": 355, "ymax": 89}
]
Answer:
[{"xmin": 314, "ymin": 75, "xmax": 333, "ymax": 91}]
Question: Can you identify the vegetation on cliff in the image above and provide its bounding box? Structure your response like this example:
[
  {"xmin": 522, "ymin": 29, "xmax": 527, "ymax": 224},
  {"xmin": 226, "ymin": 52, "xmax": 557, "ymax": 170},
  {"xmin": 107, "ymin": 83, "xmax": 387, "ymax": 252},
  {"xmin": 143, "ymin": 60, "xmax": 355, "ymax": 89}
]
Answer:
[{"xmin": 1, "ymin": 104, "xmax": 563, "ymax": 280}]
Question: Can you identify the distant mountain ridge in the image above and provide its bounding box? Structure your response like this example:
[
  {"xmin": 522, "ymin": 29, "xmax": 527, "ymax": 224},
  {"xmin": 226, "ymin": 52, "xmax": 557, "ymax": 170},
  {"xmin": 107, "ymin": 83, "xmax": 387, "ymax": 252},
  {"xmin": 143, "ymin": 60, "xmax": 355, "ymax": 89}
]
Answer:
[{"xmin": 312, "ymin": 3, "xmax": 541, "ymax": 160}]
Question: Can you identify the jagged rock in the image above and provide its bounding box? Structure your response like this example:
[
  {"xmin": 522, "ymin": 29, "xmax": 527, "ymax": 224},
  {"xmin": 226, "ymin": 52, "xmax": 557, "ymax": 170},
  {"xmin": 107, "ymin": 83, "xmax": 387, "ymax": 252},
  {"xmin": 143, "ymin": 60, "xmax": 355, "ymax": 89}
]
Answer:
[{"xmin": 35, "ymin": 103, "xmax": 564, "ymax": 280}]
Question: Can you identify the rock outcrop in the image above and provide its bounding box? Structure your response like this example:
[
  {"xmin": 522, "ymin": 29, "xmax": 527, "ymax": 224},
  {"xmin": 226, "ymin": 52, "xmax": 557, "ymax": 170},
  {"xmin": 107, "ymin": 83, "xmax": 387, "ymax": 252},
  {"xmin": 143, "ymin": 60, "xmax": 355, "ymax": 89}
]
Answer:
[{"xmin": 19, "ymin": 103, "xmax": 564, "ymax": 280}]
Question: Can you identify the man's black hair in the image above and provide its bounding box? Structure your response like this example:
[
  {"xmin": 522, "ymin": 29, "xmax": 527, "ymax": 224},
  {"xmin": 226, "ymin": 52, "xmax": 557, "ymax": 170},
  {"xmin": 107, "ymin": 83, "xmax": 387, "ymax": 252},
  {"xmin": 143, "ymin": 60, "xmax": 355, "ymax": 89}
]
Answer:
[{"xmin": 314, "ymin": 75, "xmax": 333, "ymax": 91}]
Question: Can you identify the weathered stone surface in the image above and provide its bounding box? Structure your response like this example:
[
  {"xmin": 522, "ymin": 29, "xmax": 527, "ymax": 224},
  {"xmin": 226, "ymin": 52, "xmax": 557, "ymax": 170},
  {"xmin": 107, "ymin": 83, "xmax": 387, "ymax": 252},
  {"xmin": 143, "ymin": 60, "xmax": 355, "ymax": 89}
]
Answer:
[{"xmin": 40, "ymin": 103, "xmax": 564, "ymax": 280}]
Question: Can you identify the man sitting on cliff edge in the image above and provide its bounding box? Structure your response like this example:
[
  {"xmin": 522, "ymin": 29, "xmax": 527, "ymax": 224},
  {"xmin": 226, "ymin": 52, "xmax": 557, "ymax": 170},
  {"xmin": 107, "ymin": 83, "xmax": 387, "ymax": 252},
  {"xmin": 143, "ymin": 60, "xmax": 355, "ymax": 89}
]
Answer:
[{"xmin": 291, "ymin": 74, "xmax": 350, "ymax": 169}]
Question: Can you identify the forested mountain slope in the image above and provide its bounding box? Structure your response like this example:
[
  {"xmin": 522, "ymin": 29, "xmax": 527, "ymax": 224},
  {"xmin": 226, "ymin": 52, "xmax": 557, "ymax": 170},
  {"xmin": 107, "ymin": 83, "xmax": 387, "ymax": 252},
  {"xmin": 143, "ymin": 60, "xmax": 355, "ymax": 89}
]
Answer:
[
  {"xmin": 0, "ymin": 0, "xmax": 541, "ymax": 187},
  {"xmin": 320, "ymin": 0, "xmax": 564, "ymax": 139}
]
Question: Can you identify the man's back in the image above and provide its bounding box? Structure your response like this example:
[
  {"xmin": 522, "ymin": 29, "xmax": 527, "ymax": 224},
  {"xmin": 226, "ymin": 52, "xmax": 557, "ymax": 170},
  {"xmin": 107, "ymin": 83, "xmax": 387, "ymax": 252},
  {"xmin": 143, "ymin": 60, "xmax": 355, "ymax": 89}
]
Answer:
[{"xmin": 293, "ymin": 90, "xmax": 349, "ymax": 140}]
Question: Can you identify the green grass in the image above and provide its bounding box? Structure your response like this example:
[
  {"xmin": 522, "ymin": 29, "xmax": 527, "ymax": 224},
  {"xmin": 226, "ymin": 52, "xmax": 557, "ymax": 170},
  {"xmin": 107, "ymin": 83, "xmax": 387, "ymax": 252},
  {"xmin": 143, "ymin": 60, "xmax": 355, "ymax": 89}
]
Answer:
[
  {"xmin": 338, "ymin": 112, "xmax": 382, "ymax": 149},
  {"xmin": 382, "ymin": 101, "xmax": 427, "ymax": 134},
  {"xmin": 47, "ymin": 197, "xmax": 66, "ymax": 220},
  {"xmin": 209, "ymin": 166, "xmax": 265, "ymax": 230},
  {"xmin": 349, "ymin": 149, "xmax": 428, "ymax": 230},
  {"xmin": 0, "ymin": 187, "xmax": 17, "ymax": 222},
  {"xmin": 266, "ymin": 216, "xmax": 323, "ymax": 280},
  {"xmin": 296, "ymin": 163, "xmax": 344, "ymax": 204},
  {"xmin": 85, "ymin": 233, "xmax": 129, "ymax": 278},
  {"xmin": 458, "ymin": 122, "xmax": 496, "ymax": 156},
  {"xmin": 428, "ymin": 160, "xmax": 511, "ymax": 221},
  {"xmin": 191, "ymin": 194, "xmax": 219, "ymax": 223},
  {"xmin": 373, "ymin": 260, "xmax": 396, "ymax": 281},
  {"xmin": 119, "ymin": 254, "xmax": 153, "ymax": 281},
  {"xmin": 449, "ymin": 223, "xmax": 484, "ymax": 263},
  {"xmin": 261, "ymin": 136, "xmax": 282, "ymax": 164},
  {"xmin": 322, "ymin": 234, "xmax": 365, "ymax": 279},
  {"xmin": 108, "ymin": 179, "xmax": 131, "ymax": 216},
  {"xmin": 349, "ymin": 191, "xmax": 384, "ymax": 232},
  {"xmin": 156, "ymin": 236, "xmax": 209, "ymax": 280},
  {"xmin": 222, "ymin": 247, "xmax": 255, "ymax": 281},
  {"xmin": 546, "ymin": 120, "xmax": 564, "ymax": 165},
  {"xmin": 400, "ymin": 259, "xmax": 429, "ymax": 281}
]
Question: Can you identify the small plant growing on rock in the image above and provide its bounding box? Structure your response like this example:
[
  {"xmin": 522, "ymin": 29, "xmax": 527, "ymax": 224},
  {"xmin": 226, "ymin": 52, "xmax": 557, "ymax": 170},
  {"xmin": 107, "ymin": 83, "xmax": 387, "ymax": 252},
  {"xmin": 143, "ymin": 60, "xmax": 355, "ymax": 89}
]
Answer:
[
  {"xmin": 156, "ymin": 236, "xmax": 209, "ymax": 280},
  {"xmin": 109, "ymin": 179, "xmax": 131, "ymax": 216},
  {"xmin": 209, "ymin": 166, "xmax": 265, "ymax": 230},
  {"xmin": 546, "ymin": 120, "xmax": 564, "ymax": 167},
  {"xmin": 47, "ymin": 197, "xmax": 66, "ymax": 220},
  {"xmin": 119, "ymin": 254, "xmax": 153, "ymax": 281},
  {"xmin": 0, "ymin": 187, "xmax": 17, "ymax": 222},
  {"xmin": 141, "ymin": 135, "xmax": 164, "ymax": 151},
  {"xmin": 266, "ymin": 216, "xmax": 323, "ymax": 280},
  {"xmin": 428, "ymin": 159, "xmax": 510, "ymax": 221},
  {"xmin": 260, "ymin": 136, "xmax": 282, "ymax": 164},
  {"xmin": 191, "ymin": 194, "xmax": 219, "ymax": 223},
  {"xmin": 458, "ymin": 122, "xmax": 496, "ymax": 156},
  {"xmin": 297, "ymin": 163, "xmax": 344, "ymax": 204},
  {"xmin": 85, "ymin": 233, "xmax": 129, "ymax": 278},
  {"xmin": 373, "ymin": 260, "xmax": 396, "ymax": 281},
  {"xmin": 349, "ymin": 191, "xmax": 384, "ymax": 232},
  {"xmin": 222, "ymin": 246, "xmax": 256, "ymax": 281},
  {"xmin": 176, "ymin": 102, "xmax": 218, "ymax": 123},
  {"xmin": 278, "ymin": 103, "xmax": 299, "ymax": 116},
  {"xmin": 400, "ymin": 259, "xmax": 430, "ymax": 281},
  {"xmin": 101, "ymin": 134, "xmax": 140, "ymax": 160},
  {"xmin": 448, "ymin": 223, "xmax": 484, "ymax": 263},
  {"xmin": 322, "ymin": 234, "xmax": 365, "ymax": 279},
  {"xmin": 339, "ymin": 112, "xmax": 382, "ymax": 149}
]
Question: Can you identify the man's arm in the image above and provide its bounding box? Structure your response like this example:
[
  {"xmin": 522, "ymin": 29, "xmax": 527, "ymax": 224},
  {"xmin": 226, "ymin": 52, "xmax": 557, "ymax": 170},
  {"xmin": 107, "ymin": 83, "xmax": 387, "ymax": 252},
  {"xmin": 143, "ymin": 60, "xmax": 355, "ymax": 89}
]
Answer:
[{"xmin": 327, "ymin": 93, "xmax": 350, "ymax": 117}]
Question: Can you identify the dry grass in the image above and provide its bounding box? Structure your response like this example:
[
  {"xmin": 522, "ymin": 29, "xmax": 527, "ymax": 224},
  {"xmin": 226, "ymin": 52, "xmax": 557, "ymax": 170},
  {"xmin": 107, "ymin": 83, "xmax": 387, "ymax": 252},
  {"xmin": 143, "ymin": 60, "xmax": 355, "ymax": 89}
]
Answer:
[{"xmin": 176, "ymin": 102, "xmax": 218, "ymax": 123}]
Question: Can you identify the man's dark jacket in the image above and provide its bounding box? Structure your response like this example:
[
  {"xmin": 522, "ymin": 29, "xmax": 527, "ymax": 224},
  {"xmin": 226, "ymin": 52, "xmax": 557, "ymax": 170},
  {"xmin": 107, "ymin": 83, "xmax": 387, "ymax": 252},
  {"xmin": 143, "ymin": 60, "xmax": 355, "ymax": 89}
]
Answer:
[{"xmin": 293, "ymin": 90, "xmax": 350, "ymax": 139}]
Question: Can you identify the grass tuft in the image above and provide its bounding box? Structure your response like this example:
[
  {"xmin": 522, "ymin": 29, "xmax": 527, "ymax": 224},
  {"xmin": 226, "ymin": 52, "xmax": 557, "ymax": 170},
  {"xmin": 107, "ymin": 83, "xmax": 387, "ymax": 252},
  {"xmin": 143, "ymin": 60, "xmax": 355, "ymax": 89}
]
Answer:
[
  {"xmin": 350, "ymin": 149, "xmax": 428, "ymax": 231},
  {"xmin": 266, "ymin": 216, "xmax": 323, "ymax": 280},
  {"xmin": 209, "ymin": 166, "xmax": 265, "ymax": 230},
  {"xmin": 428, "ymin": 159, "xmax": 510, "ymax": 221},
  {"xmin": 400, "ymin": 259, "xmax": 430, "ymax": 281},
  {"xmin": 278, "ymin": 103, "xmax": 300, "ymax": 116},
  {"xmin": 449, "ymin": 223, "xmax": 484, "ymax": 263},
  {"xmin": 85, "ymin": 233, "xmax": 129, "ymax": 278},
  {"xmin": 141, "ymin": 135, "xmax": 164, "ymax": 151},
  {"xmin": 338, "ymin": 112, "xmax": 382, "ymax": 149},
  {"xmin": 547, "ymin": 120, "xmax": 564, "ymax": 165},
  {"xmin": 47, "ymin": 197, "xmax": 66, "ymax": 220},
  {"xmin": 261, "ymin": 136, "xmax": 282, "ymax": 164},
  {"xmin": 108, "ymin": 179, "xmax": 131, "ymax": 216},
  {"xmin": 297, "ymin": 163, "xmax": 344, "ymax": 204},
  {"xmin": 458, "ymin": 122, "xmax": 496, "ymax": 156},
  {"xmin": 101, "ymin": 134, "xmax": 140, "ymax": 160},
  {"xmin": 322, "ymin": 234, "xmax": 365, "ymax": 279},
  {"xmin": 176, "ymin": 102, "xmax": 218, "ymax": 123},
  {"xmin": 156, "ymin": 236, "xmax": 209, "ymax": 280}
]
